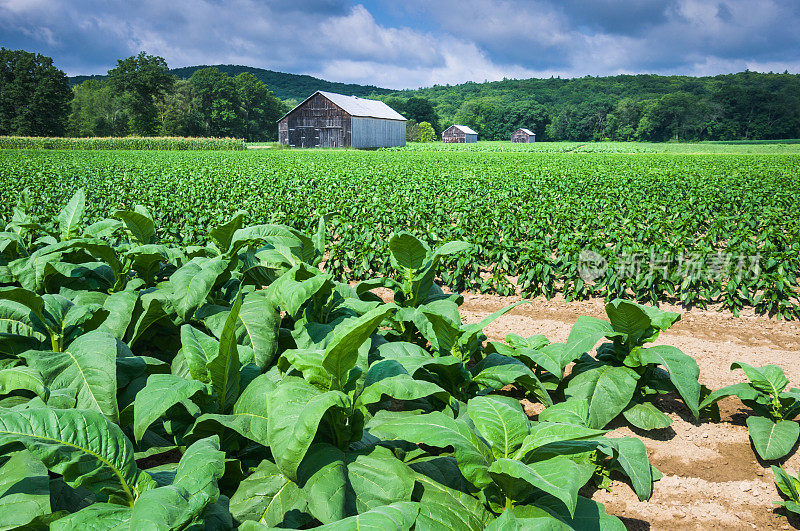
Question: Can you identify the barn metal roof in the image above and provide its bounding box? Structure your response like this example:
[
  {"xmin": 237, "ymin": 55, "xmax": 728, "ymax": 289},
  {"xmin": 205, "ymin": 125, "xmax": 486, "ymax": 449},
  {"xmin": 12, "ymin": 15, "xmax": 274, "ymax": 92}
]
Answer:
[
  {"xmin": 319, "ymin": 91, "xmax": 406, "ymax": 120},
  {"xmin": 279, "ymin": 91, "xmax": 406, "ymax": 121},
  {"xmin": 451, "ymin": 125, "xmax": 478, "ymax": 135},
  {"xmin": 516, "ymin": 128, "xmax": 535, "ymax": 135}
]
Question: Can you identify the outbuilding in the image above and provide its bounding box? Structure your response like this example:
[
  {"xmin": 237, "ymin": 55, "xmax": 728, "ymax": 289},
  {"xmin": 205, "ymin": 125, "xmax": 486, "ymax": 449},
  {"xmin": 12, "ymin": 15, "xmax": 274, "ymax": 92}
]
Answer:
[
  {"xmin": 511, "ymin": 128, "xmax": 536, "ymax": 143},
  {"xmin": 442, "ymin": 125, "xmax": 478, "ymax": 143},
  {"xmin": 278, "ymin": 91, "xmax": 406, "ymax": 148}
]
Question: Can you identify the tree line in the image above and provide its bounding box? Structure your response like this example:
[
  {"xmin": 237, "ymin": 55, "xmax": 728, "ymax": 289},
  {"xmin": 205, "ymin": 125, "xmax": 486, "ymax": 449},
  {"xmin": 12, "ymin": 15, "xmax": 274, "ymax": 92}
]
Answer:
[
  {"xmin": 2, "ymin": 47, "xmax": 800, "ymax": 142},
  {"xmin": 380, "ymin": 71, "xmax": 800, "ymax": 142},
  {"xmin": 1, "ymin": 49, "xmax": 286, "ymax": 141}
]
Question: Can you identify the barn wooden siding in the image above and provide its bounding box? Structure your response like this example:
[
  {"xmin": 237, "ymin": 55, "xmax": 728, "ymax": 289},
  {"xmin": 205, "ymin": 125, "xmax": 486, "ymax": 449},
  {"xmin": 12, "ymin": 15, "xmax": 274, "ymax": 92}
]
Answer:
[
  {"xmin": 511, "ymin": 129, "xmax": 536, "ymax": 143},
  {"xmin": 278, "ymin": 93, "xmax": 350, "ymax": 148},
  {"xmin": 442, "ymin": 125, "xmax": 477, "ymax": 143}
]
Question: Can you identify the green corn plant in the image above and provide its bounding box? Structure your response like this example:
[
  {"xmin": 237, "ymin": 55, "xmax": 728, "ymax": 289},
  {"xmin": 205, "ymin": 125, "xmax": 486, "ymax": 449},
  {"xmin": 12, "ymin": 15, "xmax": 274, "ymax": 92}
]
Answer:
[{"xmin": 701, "ymin": 363, "xmax": 799, "ymax": 460}]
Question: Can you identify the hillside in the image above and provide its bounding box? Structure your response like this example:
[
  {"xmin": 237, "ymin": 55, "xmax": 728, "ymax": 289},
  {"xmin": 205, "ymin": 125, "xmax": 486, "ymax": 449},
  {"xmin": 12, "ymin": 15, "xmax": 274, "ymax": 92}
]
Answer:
[{"xmin": 70, "ymin": 65, "xmax": 392, "ymax": 101}]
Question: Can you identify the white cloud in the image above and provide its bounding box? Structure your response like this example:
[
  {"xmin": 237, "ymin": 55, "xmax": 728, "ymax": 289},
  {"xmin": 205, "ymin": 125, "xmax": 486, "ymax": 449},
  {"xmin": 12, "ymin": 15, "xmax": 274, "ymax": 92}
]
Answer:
[{"xmin": 1, "ymin": 0, "xmax": 798, "ymax": 87}]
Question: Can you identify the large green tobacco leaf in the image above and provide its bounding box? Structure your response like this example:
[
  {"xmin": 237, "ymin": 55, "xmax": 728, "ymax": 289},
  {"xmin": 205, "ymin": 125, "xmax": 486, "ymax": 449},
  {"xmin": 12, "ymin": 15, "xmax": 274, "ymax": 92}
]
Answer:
[
  {"xmin": 731, "ymin": 362, "xmax": 789, "ymax": 397},
  {"xmin": 514, "ymin": 423, "xmax": 607, "ymax": 459},
  {"xmin": 189, "ymin": 373, "xmax": 275, "ymax": 447},
  {"xmin": 57, "ymin": 188, "xmax": 86, "ymax": 241},
  {"xmin": 747, "ymin": 417, "xmax": 800, "ymax": 461},
  {"xmin": 322, "ymin": 304, "xmax": 396, "ymax": 389},
  {"xmin": 0, "ymin": 408, "xmax": 142, "ymax": 504},
  {"xmin": 621, "ymin": 401, "xmax": 672, "ymax": 431},
  {"xmin": 113, "ymin": 207, "xmax": 155, "ymax": 245},
  {"xmin": 128, "ymin": 436, "xmax": 224, "ymax": 529},
  {"xmin": 297, "ymin": 444, "xmax": 416, "ymax": 524},
  {"xmin": 532, "ymin": 494, "xmax": 625, "ymax": 530},
  {"xmin": 467, "ymin": 395, "xmax": 529, "ymax": 459},
  {"xmin": 486, "ymin": 508, "xmax": 569, "ymax": 530},
  {"xmin": 169, "ymin": 257, "xmax": 229, "ymax": 321},
  {"xmin": 180, "ymin": 325, "xmax": 218, "ymax": 383},
  {"xmin": 565, "ymin": 363, "xmax": 639, "ymax": 429},
  {"xmin": 369, "ymin": 411, "xmax": 495, "ymax": 488},
  {"xmin": 390, "ymin": 233, "xmax": 429, "ymax": 271},
  {"xmin": 563, "ymin": 316, "xmax": 617, "ymax": 361},
  {"xmin": 637, "ymin": 345, "xmax": 700, "ymax": 417},
  {"xmin": 0, "ymin": 366, "xmax": 49, "ymax": 400},
  {"xmin": 604, "ymin": 300, "xmax": 655, "ymax": 347},
  {"xmin": 359, "ymin": 359, "xmax": 449, "ymax": 406},
  {"xmin": 133, "ymin": 374, "xmax": 207, "ymax": 441},
  {"xmin": 22, "ymin": 331, "xmax": 123, "ymax": 423},
  {"xmin": 471, "ymin": 353, "xmax": 552, "ymax": 406},
  {"xmin": 237, "ymin": 290, "xmax": 280, "ymax": 370},
  {"xmin": 771, "ymin": 465, "xmax": 800, "ymax": 515},
  {"xmin": 207, "ymin": 291, "xmax": 243, "ymax": 412},
  {"xmin": 241, "ymin": 501, "xmax": 419, "ymax": 531},
  {"xmin": 604, "ymin": 437, "xmax": 652, "ymax": 501},
  {"xmin": 98, "ymin": 291, "xmax": 137, "ymax": 340},
  {"xmin": 210, "ymin": 211, "xmax": 246, "ymax": 253},
  {"xmin": 488, "ymin": 457, "xmax": 583, "ymax": 516},
  {"xmin": 0, "ymin": 450, "xmax": 51, "ymax": 530},
  {"xmin": 49, "ymin": 503, "xmax": 131, "ymax": 530},
  {"xmin": 266, "ymin": 377, "xmax": 349, "ymax": 481},
  {"xmin": 413, "ymin": 473, "xmax": 494, "ymax": 531},
  {"xmin": 229, "ymin": 459, "xmax": 308, "ymax": 527}
]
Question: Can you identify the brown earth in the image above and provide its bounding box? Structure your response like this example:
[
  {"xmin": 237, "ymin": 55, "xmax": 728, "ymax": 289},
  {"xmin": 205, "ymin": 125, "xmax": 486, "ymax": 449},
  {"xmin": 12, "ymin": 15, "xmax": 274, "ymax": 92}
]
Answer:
[{"xmin": 458, "ymin": 293, "xmax": 800, "ymax": 530}]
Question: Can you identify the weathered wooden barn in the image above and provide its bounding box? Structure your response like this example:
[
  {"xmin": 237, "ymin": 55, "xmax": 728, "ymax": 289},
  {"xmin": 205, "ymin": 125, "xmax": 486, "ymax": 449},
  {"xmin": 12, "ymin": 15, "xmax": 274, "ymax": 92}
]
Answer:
[
  {"xmin": 442, "ymin": 125, "xmax": 478, "ymax": 143},
  {"xmin": 278, "ymin": 91, "xmax": 406, "ymax": 148},
  {"xmin": 511, "ymin": 128, "xmax": 536, "ymax": 143}
]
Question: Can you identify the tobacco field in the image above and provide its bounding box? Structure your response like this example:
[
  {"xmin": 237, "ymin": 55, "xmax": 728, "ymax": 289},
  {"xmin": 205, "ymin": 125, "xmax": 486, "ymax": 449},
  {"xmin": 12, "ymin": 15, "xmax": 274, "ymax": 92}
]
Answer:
[
  {"xmin": 1, "ymin": 148, "xmax": 799, "ymax": 318},
  {"xmin": 0, "ymin": 181, "xmax": 797, "ymax": 529}
]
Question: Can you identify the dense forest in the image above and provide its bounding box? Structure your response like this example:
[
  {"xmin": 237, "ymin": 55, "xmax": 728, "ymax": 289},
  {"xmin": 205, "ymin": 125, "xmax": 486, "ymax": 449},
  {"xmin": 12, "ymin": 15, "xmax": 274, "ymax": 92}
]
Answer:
[
  {"xmin": 380, "ymin": 71, "xmax": 800, "ymax": 141},
  {"xmin": 3, "ymin": 47, "xmax": 800, "ymax": 142}
]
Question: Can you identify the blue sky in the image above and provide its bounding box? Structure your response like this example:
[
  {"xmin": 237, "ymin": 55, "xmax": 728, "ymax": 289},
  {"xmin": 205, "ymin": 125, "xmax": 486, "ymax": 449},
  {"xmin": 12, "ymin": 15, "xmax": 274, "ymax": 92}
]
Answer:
[{"xmin": 1, "ymin": 0, "xmax": 799, "ymax": 89}]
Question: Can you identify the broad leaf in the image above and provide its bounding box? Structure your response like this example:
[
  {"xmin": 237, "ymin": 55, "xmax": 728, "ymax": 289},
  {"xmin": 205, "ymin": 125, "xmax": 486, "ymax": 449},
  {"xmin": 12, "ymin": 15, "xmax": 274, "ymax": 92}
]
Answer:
[
  {"xmin": 638, "ymin": 345, "xmax": 700, "ymax": 417},
  {"xmin": 747, "ymin": 417, "xmax": 800, "ymax": 461},
  {"xmin": 133, "ymin": 374, "xmax": 207, "ymax": 441},
  {"xmin": 266, "ymin": 377, "xmax": 349, "ymax": 480},
  {"xmin": 0, "ymin": 408, "xmax": 141, "ymax": 504},
  {"xmin": 565, "ymin": 363, "xmax": 639, "ymax": 429},
  {"xmin": 467, "ymin": 395, "xmax": 529, "ymax": 459},
  {"xmin": 58, "ymin": 188, "xmax": 86, "ymax": 241},
  {"xmin": 229, "ymin": 459, "xmax": 308, "ymax": 527},
  {"xmin": 22, "ymin": 331, "xmax": 123, "ymax": 423},
  {"xmin": 0, "ymin": 450, "xmax": 51, "ymax": 529}
]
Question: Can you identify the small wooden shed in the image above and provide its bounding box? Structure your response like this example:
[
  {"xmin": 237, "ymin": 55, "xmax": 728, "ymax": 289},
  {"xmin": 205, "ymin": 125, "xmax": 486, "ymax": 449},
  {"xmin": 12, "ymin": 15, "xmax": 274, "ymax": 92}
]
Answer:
[
  {"xmin": 278, "ymin": 91, "xmax": 406, "ymax": 148},
  {"xmin": 442, "ymin": 125, "xmax": 478, "ymax": 143},
  {"xmin": 511, "ymin": 128, "xmax": 536, "ymax": 143}
]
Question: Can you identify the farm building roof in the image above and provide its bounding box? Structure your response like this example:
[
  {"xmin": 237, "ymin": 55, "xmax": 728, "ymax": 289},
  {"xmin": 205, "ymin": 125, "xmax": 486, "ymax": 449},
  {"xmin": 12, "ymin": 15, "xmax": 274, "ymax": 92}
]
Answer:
[
  {"xmin": 516, "ymin": 128, "xmax": 535, "ymax": 135},
  {"xmin": 451, "ymin": 125, "xmax": 478, "ymax": 135},
  {"xmin": 280, "ymin": 91, "xmax": 406, "ymax": 121}
]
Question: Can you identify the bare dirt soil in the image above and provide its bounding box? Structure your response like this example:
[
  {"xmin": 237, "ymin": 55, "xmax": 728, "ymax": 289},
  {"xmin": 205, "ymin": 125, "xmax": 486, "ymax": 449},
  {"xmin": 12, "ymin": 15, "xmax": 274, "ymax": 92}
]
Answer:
[{"xmin": 458, "ymin": 293, "xmax": 800, "ymax": 530}]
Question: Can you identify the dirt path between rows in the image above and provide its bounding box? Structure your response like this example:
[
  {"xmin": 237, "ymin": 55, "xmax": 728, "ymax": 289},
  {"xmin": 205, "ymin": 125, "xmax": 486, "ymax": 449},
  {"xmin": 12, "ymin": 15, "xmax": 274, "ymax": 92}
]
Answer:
[{"xmin": 458, "ymin": 293, "xmax": 800, "ymax": 530}]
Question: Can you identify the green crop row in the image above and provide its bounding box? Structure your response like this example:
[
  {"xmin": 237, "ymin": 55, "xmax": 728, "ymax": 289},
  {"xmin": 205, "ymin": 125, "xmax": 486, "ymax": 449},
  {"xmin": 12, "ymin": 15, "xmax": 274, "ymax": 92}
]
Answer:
[
  {"xmin": 1, "ymin": 149, "xmax": 799, "ymax": 318},
  {"xmin": 0, "ymin": 135, "xmax": 247, "ymax": 150},
  {"xmin": 390, "ymin": 140, "xmax": 800, "ymax": 154},
  {"xmin": 0, "ymin": 192, "xmax": 797, "ymax": 529}
]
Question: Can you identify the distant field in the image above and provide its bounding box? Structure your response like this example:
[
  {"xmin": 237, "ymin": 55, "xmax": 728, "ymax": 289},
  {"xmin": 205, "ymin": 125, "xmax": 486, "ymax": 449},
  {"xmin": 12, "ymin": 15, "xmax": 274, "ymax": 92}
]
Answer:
[
  {"xmin": 1, "ymin": 148, "xmax": 798, "ymax": 317},
  {"xmin": 391, "ymin": 140, "xmax": 800, "ymax": 154}
]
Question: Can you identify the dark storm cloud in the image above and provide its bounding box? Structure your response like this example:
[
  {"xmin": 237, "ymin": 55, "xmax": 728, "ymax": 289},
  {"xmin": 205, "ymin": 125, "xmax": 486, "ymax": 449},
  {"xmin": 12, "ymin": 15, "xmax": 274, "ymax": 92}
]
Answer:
[{"xmin": 0, "ymin": 0, "xmax": 798, "ymax": 88}]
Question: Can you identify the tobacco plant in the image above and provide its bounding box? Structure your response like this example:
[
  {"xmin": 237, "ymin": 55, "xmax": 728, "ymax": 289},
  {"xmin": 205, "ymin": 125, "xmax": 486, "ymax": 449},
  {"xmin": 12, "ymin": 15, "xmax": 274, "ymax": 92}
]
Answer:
[{"xmin": 701, "ymin": 363, "xmax": 799, "ymax": 460}]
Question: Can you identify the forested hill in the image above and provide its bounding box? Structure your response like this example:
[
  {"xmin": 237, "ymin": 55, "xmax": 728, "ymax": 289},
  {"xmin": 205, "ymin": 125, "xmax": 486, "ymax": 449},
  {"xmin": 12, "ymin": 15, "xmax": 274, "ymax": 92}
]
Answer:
[
  {"xmin": 381, "ymin": 71, "xmax": 800, "ymax": 141},
  {"xmin": 70, "ymin": 65, "xmax": 392, "ymax": 101}
]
